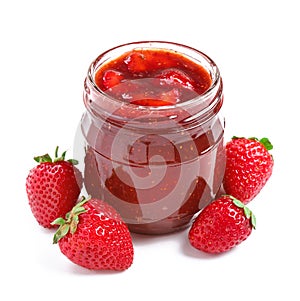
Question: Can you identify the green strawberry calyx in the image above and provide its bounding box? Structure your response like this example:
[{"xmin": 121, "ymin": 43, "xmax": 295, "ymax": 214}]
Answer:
[
  {"xmin": 34, "ymin": 146, "xmax": 78, "ymax": 165},
  {"xmin": 51, "ymin": 196, "xmax": 89, "ymax": 244},
  {"xmin": 232, "ymin": 136, "xmax": 273, "ymax": 151},
  {"xmin": 226, "ymin": 195, "xmax": 256, "ymax": 229}
]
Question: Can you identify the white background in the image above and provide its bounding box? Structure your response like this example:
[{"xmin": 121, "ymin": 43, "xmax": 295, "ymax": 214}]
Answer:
[{"xmin": 1, "ymin": 0, "xmax": 299, "ymax": 300}]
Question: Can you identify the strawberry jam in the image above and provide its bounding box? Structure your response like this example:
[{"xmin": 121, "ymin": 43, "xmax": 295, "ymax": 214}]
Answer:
[
  {"xmin": 80, "ymin": 41, "xmax": 225, "ymax": 234},
  {"xmin": 94, "ymin": 48, "xmax": 212, "ymax": 106}
]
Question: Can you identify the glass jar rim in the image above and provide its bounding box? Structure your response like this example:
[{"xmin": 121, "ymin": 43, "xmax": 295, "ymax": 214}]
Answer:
[{"xmin": 86, "ymin": 41, "xmax": 221, "ymax": 112}]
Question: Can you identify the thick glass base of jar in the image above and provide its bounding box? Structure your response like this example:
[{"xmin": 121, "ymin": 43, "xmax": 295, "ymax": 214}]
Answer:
[{"xmin": 126, "ymin": 214, "xmax": 194, "ymax": 235}]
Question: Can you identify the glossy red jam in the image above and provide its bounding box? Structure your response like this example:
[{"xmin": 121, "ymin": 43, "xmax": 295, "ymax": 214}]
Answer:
[
  {"xmin": 80, "ymin": 41, "xmax": 225, "ymax": 234},
  {"xmin": 94, "ymin": 48, "xmax": 212, "ymax": 106}
]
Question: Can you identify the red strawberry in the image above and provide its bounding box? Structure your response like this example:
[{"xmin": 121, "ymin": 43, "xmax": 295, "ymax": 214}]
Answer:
[
  {"xmin": 52, "ymin": 197, "xmax": 134, "ymax": 271},
  {"xmin": 223, "ymin": 137, "xmax": 274, "ymax": 204},
  {"xmin": 26, "ymin": 147, "xmax": 82, "ymax": 228},
  {"xmin": 188, "ymin": 195, "xmax": 256, "ymax": 253},
  {"xmin": 102, "ymin": 69, "xmax": 124, "ymax": 90}
]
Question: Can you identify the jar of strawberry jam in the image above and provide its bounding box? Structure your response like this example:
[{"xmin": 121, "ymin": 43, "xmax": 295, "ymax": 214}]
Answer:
[{"xmin": 79, "ymin": 41, "xmax": 225, "ymax": 234}]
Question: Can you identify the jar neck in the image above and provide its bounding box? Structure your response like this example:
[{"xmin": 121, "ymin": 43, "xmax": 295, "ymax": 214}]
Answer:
[
  {"xmin": 84, "ymin": 80, "xmax": 222, "ymax": 133},
  {"xmin": 83, "ymin": 41, "xmax": 223, "ymax": 130}
]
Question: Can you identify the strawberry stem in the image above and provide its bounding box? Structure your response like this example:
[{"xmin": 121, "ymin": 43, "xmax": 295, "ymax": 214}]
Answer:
[
  {"xmin": 54, "ymin": 146, "xmax": 59, "ymax": 159},
  {"xmin": 34, "ymin": 153, "xmax": 52, "ymax": 163},
  {"xmin": 52, "ymin": 196, "xmax": 89, "ymax": 244},
  {"xmin": 33, "ymin": 146, "xmax": 79, "ymax": 165},
  {"xmin": 232, "ymin": 136, "xmax": 273, "ymax": 152},
  {"xmin": 231, "ymin": 196, "xmax": 256, "ymax": 229},
  {"xmin": 259, "ymin": 137, "xmax": 273, "ymax": 151},
  {"xmin": 53, "ymin": 146, "xmax": 67, "ymax": 162}
]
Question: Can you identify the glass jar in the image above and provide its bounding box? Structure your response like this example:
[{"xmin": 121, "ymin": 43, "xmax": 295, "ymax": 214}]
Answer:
[{"xmin": 78, "ymin": 41, "xmax": 225, "ymax": 235}]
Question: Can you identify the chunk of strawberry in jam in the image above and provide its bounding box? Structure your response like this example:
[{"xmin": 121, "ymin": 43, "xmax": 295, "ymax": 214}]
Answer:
[
  {"xmin": 124, "ymin": 51, "xmax": 149, "ymax": 73},
  {"xmin": 156, "ymin": 69, "xmax": 195, "ymax": 90},
  {"xmin": 124, "ymin": 50, "xmax": 172, "ymax": 74},
  {"xmin": 102, "ymin": 70, "xmax": 124, "ymax": 90},
  {"xmin": 131, "ymin": 98, "xmax": 174, "ymax": 106}
]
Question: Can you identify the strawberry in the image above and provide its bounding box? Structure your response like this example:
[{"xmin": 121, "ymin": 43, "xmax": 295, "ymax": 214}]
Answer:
[
  {"xmin": 188, "ymin": 195, "xmax": 256, "ymax": 253},
  {"xmin": 52, "ymin": 196, "xmax": 134, "ymax": 271},
  {"xmin": 223, "ymin": 137, "xmax": 274, "ymax": 204},
  {"xmin": 124, "ymin": 51, "xmax": 149, "ymax": 73},
  {"xmin": 26, "ymin": 147, "xmax": 82, "ymax": 228},
  {"xmin": 102, "ymin": 69, "xmax": 124, "ymax": 90}
]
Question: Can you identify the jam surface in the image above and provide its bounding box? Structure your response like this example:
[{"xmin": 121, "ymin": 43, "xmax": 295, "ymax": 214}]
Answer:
[
  {"xmin": 82, "ymin": 46, "xmax": 225, "ymax": 234},
  {"xmin": 94, "ymin": 49, "xmax": 212, "ymax": 106}
]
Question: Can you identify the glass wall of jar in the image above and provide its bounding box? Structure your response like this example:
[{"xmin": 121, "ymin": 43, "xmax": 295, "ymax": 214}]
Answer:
[{"xmin": 78, "ymin": 41, "xmax": 225, "ymax": 234}]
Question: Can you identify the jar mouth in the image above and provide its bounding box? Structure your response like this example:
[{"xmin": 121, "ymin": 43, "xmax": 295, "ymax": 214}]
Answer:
[{"xmin": 86, "ymin": 41, "xmax": 221, "ymax": 112}]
